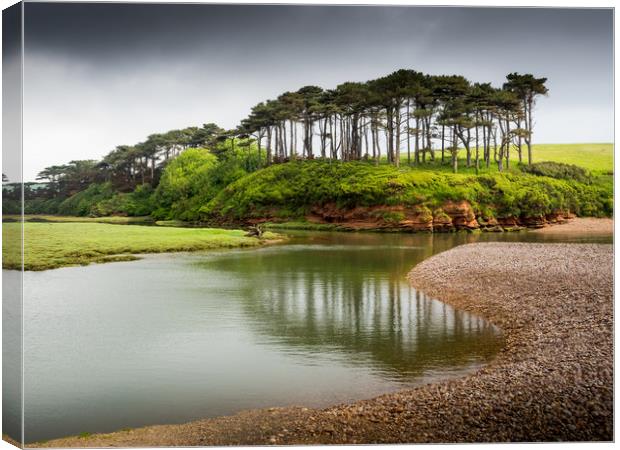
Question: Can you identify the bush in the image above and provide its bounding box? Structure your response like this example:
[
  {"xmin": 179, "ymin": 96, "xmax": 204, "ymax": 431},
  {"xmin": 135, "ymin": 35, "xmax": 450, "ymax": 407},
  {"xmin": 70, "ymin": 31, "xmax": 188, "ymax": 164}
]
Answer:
[
  {"xmin": 2, "ymin": 199, "xmax": 21, "ymax": 215},
  {"xmin": 153, "ymin": 142, "xmax": 262, "ymax": 220},
  {"xmin": 520, "ymin": 161, "xmax": 592, "ymax": 184},
  {"xmin": 57, "ymin": 183, "xmax": 116, "ymax": 216},
  {"xmin": 75, "ymin": 184, "xmax": 155, "ymax": 217},
  {"xmin": 153, "ymin": 148, "xmax": 219, "ymax": 220},
  {"xmin": 23, "ymin": 197, "xmax": 64, "ymax": 215}
]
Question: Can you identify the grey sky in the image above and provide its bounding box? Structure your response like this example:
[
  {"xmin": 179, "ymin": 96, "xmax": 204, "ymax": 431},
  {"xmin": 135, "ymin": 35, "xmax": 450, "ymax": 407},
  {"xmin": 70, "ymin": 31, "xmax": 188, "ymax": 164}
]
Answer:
[
  {"xmin": 20, "ymin": 3, "xmax": 613, "ymax": 181},
  {"xmin": 3, "ymin": 2, "xmax": 22, "ymax": 183}
]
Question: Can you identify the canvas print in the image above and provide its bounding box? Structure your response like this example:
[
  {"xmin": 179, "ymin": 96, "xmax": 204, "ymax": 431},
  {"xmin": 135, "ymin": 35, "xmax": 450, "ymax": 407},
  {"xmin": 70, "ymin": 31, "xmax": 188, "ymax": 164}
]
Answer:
[{"xmin": 1, "ymin": 2, "xmax": 614, "ymax": 447}]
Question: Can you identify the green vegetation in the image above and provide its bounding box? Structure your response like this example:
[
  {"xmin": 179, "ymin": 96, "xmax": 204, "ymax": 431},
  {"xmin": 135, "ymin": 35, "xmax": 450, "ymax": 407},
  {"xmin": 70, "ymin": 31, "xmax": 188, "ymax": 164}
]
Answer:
[
  {"xmin": 526, "ymin": 143, "xmax": 612, "ymax": 172},
  {"xmin": 151, "ymin": 144, "xmax": 261, "ymax": 220},
  {"xmin": 2, "ymin": 222, "xmax": 276, "ymax": 271},
  {"xmin": 2, "ymin": 214, "xmax": 154, "ymax": 224},
  {"xmin": 202, "ymin": 160, "xmax": 612, "ymax": 222},
  {"xmin": 1, "ymin": 66, "xmax": 610, "ymax": 233},
  {"xmin": 519, "ymin": 161, "xmax": 591, "ymax": 184},
  {"xmin": 4, "ymin": 143, "xmax": 612, "ymax": 234},
  {"xmin": 397, "ymin": 143, "xmax": 613, "ymax": 175}
]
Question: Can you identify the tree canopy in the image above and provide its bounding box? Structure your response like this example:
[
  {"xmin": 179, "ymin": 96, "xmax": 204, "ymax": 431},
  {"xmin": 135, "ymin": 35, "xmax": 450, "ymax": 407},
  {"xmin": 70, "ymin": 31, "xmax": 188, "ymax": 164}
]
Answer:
[{"xmin": 33, "ymin": 69, "xmax": 549, "ymax": 203}]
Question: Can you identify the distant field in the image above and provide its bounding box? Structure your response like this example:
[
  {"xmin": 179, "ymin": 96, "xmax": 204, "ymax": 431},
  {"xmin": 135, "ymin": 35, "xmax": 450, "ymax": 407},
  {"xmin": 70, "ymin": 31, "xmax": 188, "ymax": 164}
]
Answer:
[
  {"xmin": 531, "ymin": 143, "xmax": 613, "ymax": 172},
  {"xmin": 393, "ymin": 143, "xmax": 613, "ymax": 175},
  {"xmin": 2, "ymin": 222, "xmax": 274, "ymax": 270}
]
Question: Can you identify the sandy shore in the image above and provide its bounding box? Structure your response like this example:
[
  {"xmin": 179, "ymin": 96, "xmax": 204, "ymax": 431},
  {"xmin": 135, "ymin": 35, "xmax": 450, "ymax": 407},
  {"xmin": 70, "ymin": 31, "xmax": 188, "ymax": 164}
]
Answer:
[
  {"xmin": 34, "ymin": 242, "xmax": 612, "ymax": 447},
  {"xmin": 534, "ymin": 217, "xmax": 613, "ymax": 235}
]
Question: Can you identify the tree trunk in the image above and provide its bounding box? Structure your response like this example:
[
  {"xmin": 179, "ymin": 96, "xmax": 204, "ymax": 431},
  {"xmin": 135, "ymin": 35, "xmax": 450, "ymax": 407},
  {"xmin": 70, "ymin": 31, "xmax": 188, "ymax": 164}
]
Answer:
[
  {"xmin": 266, "ymin": 127, "xmax": 272, "ymax": 165},
  {"xmin": 290, "ymin": 120, "xmax": 295, "ymax": 158},
  {"xmin": 526, "ymin": 97, "xmax": 533, "ymax": 165},
  {"xmin": 426, "ymin": 115, "xmax": 434, "ymax": 161},
  {"xmin": 281, "ymin": 124, "xmax": 287, "ymax": 158},
  {"xmin": 339, "ymin": 116, "xmax": 345, "ymax": 160},
  {"xmin": 406, "ymin": 101, "xmax": 411, "ymax": 165},
  {"xmin": 421, "ymin": 116, "xmax": 426, "ymax": 163},
  {"xmin": 441, "ymin": 124, "xmax": 445, "ymax": 163},
  {"xmin": 394, "ymin": 106, "xmax": 401, "ymax": 168},
  {"xmin": 466, "ymin": 128, "xmax": 471, "ymax": 168},
  {"xmin": 363, "ymin": 122, "xmax": 369, "ymax": 159},
  {"xmin": 329, "ymin": 116, "xmax": 335, "ymax": 159},
  {"xmin": 294, "ymin": 121, "xmax": 298, "ymax": 156},
  {"xmin": 451, "ymin": 126, "xmax": 458, "ymax": 173},
  {"xmin": 505, "ymin": 119, "xmax": 511, "ymax": 170},
  {"xmin": 414, "ymin": 112, "xmax": 420, "ymax": 164},
  {"xmin": 475, "ymin": 120, "xmax": 479, "ymax": 174},
  {"xmin": 303, "ymin": 119, "xmax": 309, "ymax": 158},
  {"xmin": 386, "ymin": 107, "xmax": 394, "ymax": 164},
  {"xmin": 351, "ymin": 114, "xmax": 359, "ymax": 160},
  {"xmin": 517, "ymin": 117, "xmax": 523, "ymax": 163}
]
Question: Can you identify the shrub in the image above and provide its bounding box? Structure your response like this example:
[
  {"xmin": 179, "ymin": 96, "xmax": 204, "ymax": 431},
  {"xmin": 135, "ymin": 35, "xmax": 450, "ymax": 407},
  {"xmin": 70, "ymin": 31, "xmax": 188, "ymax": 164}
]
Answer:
[
  {"xmin": 57, "ymin": 183, "xmax": 116, "ymax": 216},
  {"xmin": 520, "ymin": 161, "xmax": 592, "ymax": 184},
  {"xmin": 153, "ymin": 143, "xmax": 262, "ymax": 220}
]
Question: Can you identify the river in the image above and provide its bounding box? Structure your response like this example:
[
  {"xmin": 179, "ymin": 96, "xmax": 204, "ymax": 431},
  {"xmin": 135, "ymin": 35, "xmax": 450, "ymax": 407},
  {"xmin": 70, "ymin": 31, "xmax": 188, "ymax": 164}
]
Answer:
[{"xmin": 3, "ymin": 229, "xmax": 611, "ymax": 443}]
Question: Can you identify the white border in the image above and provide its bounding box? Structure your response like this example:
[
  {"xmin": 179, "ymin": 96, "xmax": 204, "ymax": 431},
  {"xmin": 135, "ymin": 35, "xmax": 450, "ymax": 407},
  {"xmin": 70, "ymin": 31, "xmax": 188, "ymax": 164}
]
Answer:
[{"xmin": 0, "ymin": 1, "xmax": 616, "ymax": 450}]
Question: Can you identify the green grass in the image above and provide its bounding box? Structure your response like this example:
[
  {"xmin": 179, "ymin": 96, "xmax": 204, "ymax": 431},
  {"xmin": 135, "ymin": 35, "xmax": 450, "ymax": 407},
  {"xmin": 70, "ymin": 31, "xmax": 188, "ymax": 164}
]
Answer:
[
  {"xmin": 529, "ymin": 143, "xmax": 612, "ymax": 172},
  {"xmin": 2, "ymin": 214, "xmax": 154, "ymax": 224},
  {"xmin": 2, "ymin": 222, "xmax": 277, "ymax": 271},
  {"xmin": 395, "ymin": 143, "xmax": 613, "ymax": 175}
]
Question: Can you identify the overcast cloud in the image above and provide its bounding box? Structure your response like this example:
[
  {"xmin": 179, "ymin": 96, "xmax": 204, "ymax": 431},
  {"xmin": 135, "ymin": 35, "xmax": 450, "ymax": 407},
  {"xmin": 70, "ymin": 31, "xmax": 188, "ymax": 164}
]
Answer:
[{"xmin": 20, "ymin": 3, "xmax": 613, "ymax": 181}]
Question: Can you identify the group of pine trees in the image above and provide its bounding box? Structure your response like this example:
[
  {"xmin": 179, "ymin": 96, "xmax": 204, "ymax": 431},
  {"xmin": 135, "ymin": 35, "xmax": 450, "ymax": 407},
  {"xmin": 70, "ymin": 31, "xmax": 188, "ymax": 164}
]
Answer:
[
  {"xmin": 35, "ymin": 123, "xmax": 225, "ymax": 195},
  {"xmin": 34, "ymin": 69, "xmax": 548, "ymax": 197},
  {"xmin": 238, "ymin": 70, "xmax": 548, "ymax": 172}
]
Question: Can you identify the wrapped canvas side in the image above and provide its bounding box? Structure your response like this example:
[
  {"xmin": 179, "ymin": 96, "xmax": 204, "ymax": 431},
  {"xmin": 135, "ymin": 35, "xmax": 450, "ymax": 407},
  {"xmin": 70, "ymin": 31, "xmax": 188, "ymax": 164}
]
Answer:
[{"xmin": 2, "ymin": 2, "xmax": 24, "ymax": 447}]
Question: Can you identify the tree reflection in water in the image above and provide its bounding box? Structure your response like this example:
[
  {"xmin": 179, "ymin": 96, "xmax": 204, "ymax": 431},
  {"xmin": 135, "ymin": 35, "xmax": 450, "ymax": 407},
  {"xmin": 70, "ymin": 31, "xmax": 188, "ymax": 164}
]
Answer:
[{"xmin": 193, "ymin": 232, "xmax": 503, "ymax": 381}]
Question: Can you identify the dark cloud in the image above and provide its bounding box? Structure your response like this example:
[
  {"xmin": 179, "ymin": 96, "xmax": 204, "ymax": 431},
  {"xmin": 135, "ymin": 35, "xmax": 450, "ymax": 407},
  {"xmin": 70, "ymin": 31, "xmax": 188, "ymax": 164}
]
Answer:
[{"xmin": 3, "ymin": 2, "xmax": 23, "ymax": 183}]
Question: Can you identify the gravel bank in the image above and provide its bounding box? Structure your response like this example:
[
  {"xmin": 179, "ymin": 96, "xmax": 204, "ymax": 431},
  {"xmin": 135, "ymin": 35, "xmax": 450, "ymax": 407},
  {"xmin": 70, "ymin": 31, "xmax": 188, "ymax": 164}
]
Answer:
[{"xmin": 35, "ymin": 243, "xmax": 612, "ymax": 447}]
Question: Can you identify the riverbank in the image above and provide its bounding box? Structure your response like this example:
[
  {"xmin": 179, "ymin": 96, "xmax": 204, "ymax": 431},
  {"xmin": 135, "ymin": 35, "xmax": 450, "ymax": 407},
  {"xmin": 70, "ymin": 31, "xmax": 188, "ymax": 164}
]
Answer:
[
  {"xmin": 33, "ymin": 242, "xmax": 612, "ymax": 446},
  {"xmin": 532, "ymin": 217, "xmax": 613, "ymax": 236},
  {"xmin": 2, "ymin": 214, "xmax": 154, "ymax": 224},
  {"xmin": 2, "ymin": 222, "xmax": 280, "ymax": 271},
  {"xmin": 203, "ymin": 160, "xmax": 612, "ymax": 229}
]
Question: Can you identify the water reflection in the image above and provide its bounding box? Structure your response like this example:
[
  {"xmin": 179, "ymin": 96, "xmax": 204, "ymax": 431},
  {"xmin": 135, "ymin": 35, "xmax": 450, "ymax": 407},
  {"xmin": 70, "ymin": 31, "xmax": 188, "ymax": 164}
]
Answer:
[{"xmin": 192, "ymin": 236, "xmax": 502, "ymax": 380}]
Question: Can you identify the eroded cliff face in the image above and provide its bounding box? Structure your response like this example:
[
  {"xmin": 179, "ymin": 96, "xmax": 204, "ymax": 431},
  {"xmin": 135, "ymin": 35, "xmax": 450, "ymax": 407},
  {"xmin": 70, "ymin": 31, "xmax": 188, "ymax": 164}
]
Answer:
[{"xmin": 299, "ymin": 201, "xmax": 574, "ymax": 232}]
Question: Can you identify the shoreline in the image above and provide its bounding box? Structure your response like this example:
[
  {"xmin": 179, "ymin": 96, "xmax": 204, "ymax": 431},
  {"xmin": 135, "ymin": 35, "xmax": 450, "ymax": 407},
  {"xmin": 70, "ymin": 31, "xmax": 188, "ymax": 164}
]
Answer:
[
  {"xmin": 5, "ymin": 216, "xmax": 610, "ymax": 272},
  {"xmin": 31, "ymin": 241, "xmax": 612, "ymax": 446},
  {"xmin": 2, "ymin": 222, "xmax": 284, "ymax": 271},
  {"xmin": 531, "ymin": 217, "xmax": 613, "ymax": 236}
]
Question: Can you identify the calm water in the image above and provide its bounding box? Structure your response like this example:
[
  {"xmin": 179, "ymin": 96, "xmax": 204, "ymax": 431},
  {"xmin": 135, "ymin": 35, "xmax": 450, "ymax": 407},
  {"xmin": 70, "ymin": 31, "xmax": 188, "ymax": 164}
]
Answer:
[{"xmin": 6, "ymin": 230, "xmax": 611, "ymax": 442}]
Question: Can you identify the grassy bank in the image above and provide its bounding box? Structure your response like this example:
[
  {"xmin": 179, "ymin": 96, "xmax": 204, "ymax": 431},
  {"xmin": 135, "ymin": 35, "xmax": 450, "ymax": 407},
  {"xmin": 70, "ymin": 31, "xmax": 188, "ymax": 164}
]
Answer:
[
  {"xmin": 14, "ymin": 144, "xmax": 612, "ymax": 224},
  {"xmin": 2, "ymin": 222, "xmax": 276, "ymax": 271},
  {"xmin": 2, "ymin": 214, "xmax": 154, "ymax": 224},
  {"xmin": 202, "ymin": 160, "xmax": 613, "ymax": 223}
]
